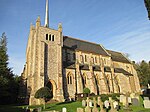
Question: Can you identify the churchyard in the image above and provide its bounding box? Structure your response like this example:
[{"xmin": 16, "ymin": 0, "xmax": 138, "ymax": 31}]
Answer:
[{"xmin": 1, "ymin": 93, "xmax": 150, "ymax": 112}]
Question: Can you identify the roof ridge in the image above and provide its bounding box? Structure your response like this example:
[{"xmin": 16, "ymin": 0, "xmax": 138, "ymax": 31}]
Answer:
[
  {"xmin": 120, "ymin": 52, "xmax": 132, "ymax": 64},
  {"xmin": 63, "ymin": 35, "xmax": 101, "ymax": 46},
  {"xmin": 107, "ymin": 49, "xmax": 123, "ymax": 54},
  {"xmin": 100, "ymin": 45, "xmax": 111, "ymax": 56}
]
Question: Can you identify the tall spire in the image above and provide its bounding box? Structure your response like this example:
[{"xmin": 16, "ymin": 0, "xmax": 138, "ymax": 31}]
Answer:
[{"xmin": 45, "ymin": 0, "xmax": 49, "ymax": 27}]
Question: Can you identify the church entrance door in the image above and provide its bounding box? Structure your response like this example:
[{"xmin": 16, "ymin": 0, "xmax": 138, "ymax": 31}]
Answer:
[{"xmin": 46, "ymin": 79, "xmax": 57, "ymax": 100}]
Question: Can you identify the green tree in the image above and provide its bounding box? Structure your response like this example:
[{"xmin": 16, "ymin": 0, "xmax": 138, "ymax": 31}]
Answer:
[
  {"xmin": 0, "ymin": 32, "xmax": 8, "ymax": 76},
  {"xmin": 35, "ymin": 87, "xmax": 52, "ymax": 109},
  {"xmin": 133, "ymin": 60, "xmax": 150, "ymax": 87},
  {"xmin": 0, "ymin": 32, "xmax": 20, "ymax": 104},
  {"xmin": 144, "ymin": 0, "xmax": 150, "ymax": 20}
]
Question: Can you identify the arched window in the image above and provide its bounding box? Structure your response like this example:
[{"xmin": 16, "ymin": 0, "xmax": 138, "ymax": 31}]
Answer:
[
  {"xmin": 67, "ymin": 73, "xmax": 73, "ymax": 84},
  {"xmin": 73, "ymin": 53, "xmax": 76, "ymax": 60},
  {"xmin": 80, "ymin": 55, "xmax": 84, "ymax": 63},
  {"xmin": 83, "ymin": 73, "xmax": 87, "ymax": 85},
  {"xmin": 46, "ymin": 34, "xmax": 48, "ymax": 40},
  {"xmin": 95, "ymin": 74, "xmax": 99, "ymax": 84},
  {"xmin": 49, "ymin": 34, "xmax": 51, "ymax": 41},
  {"xmin": 52, "ymin": 35, "xmax": 54, "ymax": 41},
  {"xmin": 85, "ymin": 55, "xmax": 87, "ymax": 62},
  {"xmin": 95, "ymin": 57, "xmax": 97, "ymax": 63},
  {"xmin": 91, "ymin": 57, "xmax": 94, "ymax": 64}
]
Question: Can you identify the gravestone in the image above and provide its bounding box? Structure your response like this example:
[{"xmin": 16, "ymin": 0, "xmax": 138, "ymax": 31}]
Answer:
[
  {"xmin": 131, "ymin": 98, "xmax": 139, "ymax": 106},
  {"xmin": 62, "ymin": 107, "xmax": 67, "ymax": 112},
  {"xmin": 113, "ymin": 101, "xmax": 119, "ymax": 110},
  {"xmin": 104, "ymin": 100, "xmax": 109, "ymax": 109},
  {"xmin": 120, "ymin": 95, "xmax": 125, "ymax": 103},
  {"xmin": 77, "ymin": 108, "xmax": 84, "ymax": 112},
  {"xmin": 85, "ymin": 97, "xmax": 92, "ymax": 112},
  {"xmin": 128, "ymin": 97, "xmax": 132, "ymax": 104},
  {"xmin": 92, "ymin": 97, "xmax": 99, "ymax": 112},
  {"xmin": 109, "ymin": 97, "xmax": 116, "ymax": 112},
  {"xmin": 82, "ymin": 100, "xmax": 86, "ymax": 107},
  {"xmin": 120, "ymin": 95, "xmax": 128, "ymax": 106},
  {"xmin": 89, "ymin": 101, "xmax": 93, "ymax": 107},
  {"xmin": 98, "ymin": 97, "xmax": 105, "ymax": 112},
  {"xmin": 144, "ymin": 97, "xmax": 149, "ymax": 100},
  {"xmin": 97, "ymin": 96, "xmax": 101, "ymax": 106},
  {"xmin": 143, "ymin": 100, "xmax": 150, "ymax": 108}
]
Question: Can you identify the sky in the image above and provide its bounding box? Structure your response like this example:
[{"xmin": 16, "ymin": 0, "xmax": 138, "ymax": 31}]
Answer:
[{"xmin": 0, "ymin": 0, "xmax": 150, "ymax": 75}]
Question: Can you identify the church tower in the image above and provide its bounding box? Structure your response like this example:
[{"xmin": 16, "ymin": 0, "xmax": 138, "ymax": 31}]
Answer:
[{"xmin": 25, "ymin": 0, "xmax": 64, "ymax": 105}]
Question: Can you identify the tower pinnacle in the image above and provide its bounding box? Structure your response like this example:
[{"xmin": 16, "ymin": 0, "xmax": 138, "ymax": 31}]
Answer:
[{"xmin": 45, "ymin": 0, "xmax": 49, "ymax": 27}]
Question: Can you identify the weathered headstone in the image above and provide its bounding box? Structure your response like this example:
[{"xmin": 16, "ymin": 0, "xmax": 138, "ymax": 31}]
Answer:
[
  {"xmin": 120, "ymin": 95, "xmax": 128, "ymax": 106},
  {"xmin": 113, "ymin": 101, "xmax": 119, "ymax": 110},
  {"xmin": 97, "ymin": 96, "xmax": 101, "ymax": 106},
  {"xmin": 144, "ymin": 97, "xmax": 149, "ymax": 100},
  {"xmin": 104, "ymin": 100, "xmax": 109, "ymax": 109},
  {"xmin": 143, "ymin": 100, "xmax": 150, "ymax": 108},
  {"xmin": 98, "ymin": 97, "xmax": 105, "ymax": 112},
  {"xmin": 92, "ymin": 97, "xmax": 99, "ymax": 112},
  {"xmin": 131, "ymin": 98, "xmax": 139, "ymax": 106},
  {"xmin": 85, "ymin": 97, "xmax": 92, "ymax": 112},
  {"xmin": 77, "ymin": 108, "xmax": 84, "ymax": 112},
  {"xmin": 120, "ymin": 95, "xmax": 125, "ymax": 103},
  {"xmin": 128, "ymin": 97, "xmax": 132, "ymax": 104},
  {"xmin": 109, "ymin": 97, "xmax": 117, "ymax": 112},
  {"xmin": 82, "ymin": 100, "xmax": 86, "ymax": 107},
  {"xmin": 37, "ymin": 107, "xmax": 42, "ymax": 112},
  {"xmin": 62, "ymin": 107, "xmax": 67, "ymax": 112},
  {"xmin": 89, "ymin": 100, "xmax": 93, "ymax": 107}
]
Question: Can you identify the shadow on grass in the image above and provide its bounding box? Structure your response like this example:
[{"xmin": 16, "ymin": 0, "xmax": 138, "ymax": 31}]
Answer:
[{"xmin": 56, "ymin": 101, "xmax": 74, "ymax": 105}]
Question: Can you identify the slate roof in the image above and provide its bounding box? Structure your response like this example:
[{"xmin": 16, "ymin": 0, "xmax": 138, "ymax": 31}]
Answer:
[
  {"xmin": 107, "ymin": 50, "xmax": 131, "ymax": 64},
  {"xmin": 63, "ymin": 36, "xmax": 109, "ymax": 56},
  {"xmin": 114, "ymin": 68, "xmax": 133, "ymax": 76},
  {"xmin": 79, "ymin": 64, "xmax": 89, "ymax": 70},
  {"xmin": 93, "ymin": 65, "xmax": 101, "ymax": 71},
  {"xmin": 63, "ymin": 62, "xmax": 76, "ymax": 69}
]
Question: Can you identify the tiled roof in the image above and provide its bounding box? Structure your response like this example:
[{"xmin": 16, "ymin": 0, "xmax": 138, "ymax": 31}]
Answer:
[
  {"xmin": 107, "ymin": 50, "xmax": 131, "ymax": 64},
  {"xmin": 63, "ymin": 36, "xmax": 109, "ymax": 56}
]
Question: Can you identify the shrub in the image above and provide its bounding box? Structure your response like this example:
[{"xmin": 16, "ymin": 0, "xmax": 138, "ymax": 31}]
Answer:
[
  {"xmin": 34, "ymin": 87, "xmax": 52, "ymax": 99},
  {"xmin": 100, "ymin": 94, "xmax": 109, "ymax": 102},
  {"xmin": 100, "ymin": 93, "xmax": 120, "ymax": 102},
  {"xmin": 34, "ymin": 87, "xmax": 52, "ymax": 109},
  {"xmin": 83, "ymin": 88, "xmax": 90, "ymax": 94},
  {"xmin": 110, "ymin": 93, "xmax": 120, "ymax": 101}
]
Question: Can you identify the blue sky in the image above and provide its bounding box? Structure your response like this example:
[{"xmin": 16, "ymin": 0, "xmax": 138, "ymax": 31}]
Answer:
[{"xmin": 0, "ymin": 0, "xmax": 150, "ymax": 75}]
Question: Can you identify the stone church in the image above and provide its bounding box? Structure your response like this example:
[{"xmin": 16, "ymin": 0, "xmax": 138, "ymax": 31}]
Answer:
[{"xmin": 21, "ymin": 0, "xmax": 141, "ymax": 105}]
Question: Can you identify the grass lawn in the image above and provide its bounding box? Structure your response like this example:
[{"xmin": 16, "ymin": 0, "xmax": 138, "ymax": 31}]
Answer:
[
  {"xmin": 26, "ymin": 101, "xmax": 83, "ymax": 112},
  {"xmin": 1, "ymin": 96, "xmax": 150, "ymax": 112}
]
